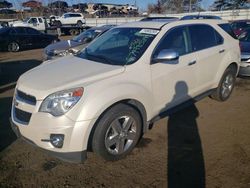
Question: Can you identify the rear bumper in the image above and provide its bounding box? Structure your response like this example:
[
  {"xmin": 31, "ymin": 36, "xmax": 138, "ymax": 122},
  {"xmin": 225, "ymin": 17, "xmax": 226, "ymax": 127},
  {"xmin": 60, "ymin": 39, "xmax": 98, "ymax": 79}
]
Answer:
[
  {"xmin": 239, "ymin": 65, "xmax": 250, "ymax": 76},
  {"xmin": 10, "ymin": 118, "xmax": 87, "ymax": 163}
]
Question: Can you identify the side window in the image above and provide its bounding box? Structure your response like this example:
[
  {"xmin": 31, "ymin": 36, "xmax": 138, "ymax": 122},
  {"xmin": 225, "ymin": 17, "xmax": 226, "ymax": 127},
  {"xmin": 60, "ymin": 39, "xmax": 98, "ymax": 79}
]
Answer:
[
  {"xmin": 28, "ymin": 18, "xmax": 37, "ymax": 24},
  {"xmin": 14, "ymin": 28, "xmax": 26, "ymax": 34},
  {"xmin": 189, "ymin": 25, "xmax": 217, "ymax": 51},
  {"xmin": 219, "ymin": 23, "xmax": 237, "ymax": 39},
  {"xmin": 154, "ymin": 26, "xmax": 191, "ymax": 57},
  {"xmin": 215, "ymin": 31, "xmax": 224, "ymax": 45},
  {"xmin": 26, "ymin": 28, "xmax": 40, "ymax": 35},
  {"xmin": 38, "ymin": 18, "xmax": 43, "ymax": 23},
  {"xmin": 64, "ymin": 14, "xmax": 69, "ymax": 18}
]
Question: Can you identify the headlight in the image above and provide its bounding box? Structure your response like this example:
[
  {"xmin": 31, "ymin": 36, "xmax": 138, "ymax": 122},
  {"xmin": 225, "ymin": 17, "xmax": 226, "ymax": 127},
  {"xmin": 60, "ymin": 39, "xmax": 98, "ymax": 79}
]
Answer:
[{"xmin": 39, "ymin": 88, "xmax": 83, "ymax": 116}]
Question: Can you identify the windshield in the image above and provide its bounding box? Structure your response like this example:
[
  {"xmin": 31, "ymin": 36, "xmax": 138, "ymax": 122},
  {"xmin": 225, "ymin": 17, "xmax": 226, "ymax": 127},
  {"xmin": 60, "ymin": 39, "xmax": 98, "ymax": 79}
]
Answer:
[
  {"xmin": 23, "ymin": 17, "xmax": 30, "ymax": 22},
  {"xmin": 72, "ymin": 29, "xmax": 101, "ymax": 42},
  {"xmin": 77, "ymin": 27, "xmax": 158, "ymax": 66}
]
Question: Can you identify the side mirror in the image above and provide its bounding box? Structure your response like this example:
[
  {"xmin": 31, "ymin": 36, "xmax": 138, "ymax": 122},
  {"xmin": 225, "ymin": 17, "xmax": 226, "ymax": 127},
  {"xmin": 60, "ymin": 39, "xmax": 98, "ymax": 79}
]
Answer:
[{"xmin": 152, "ymin": 49, "xmax": 179, "ymax": 64}]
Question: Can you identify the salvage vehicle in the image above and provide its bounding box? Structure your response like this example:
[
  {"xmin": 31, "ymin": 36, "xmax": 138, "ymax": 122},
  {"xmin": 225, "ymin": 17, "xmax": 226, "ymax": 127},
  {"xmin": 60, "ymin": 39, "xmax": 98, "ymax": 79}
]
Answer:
[
  {"xmin": 0, "ymin": 27, "xmax": 58, "ymax": 52},
  {"xmin": 44, "ymin": 25, "xmax": 114, "ymax": 60},
  {"xmin": 238, "ymin": 28, "xmax": 250, "ymax": 76},
  {"xmin": 10, "ymin": 19, "xmax": 240, "ymax": 163},
  {"xmin": 54, "ymin": 13, "xmax": 86, "ymax": 27}
]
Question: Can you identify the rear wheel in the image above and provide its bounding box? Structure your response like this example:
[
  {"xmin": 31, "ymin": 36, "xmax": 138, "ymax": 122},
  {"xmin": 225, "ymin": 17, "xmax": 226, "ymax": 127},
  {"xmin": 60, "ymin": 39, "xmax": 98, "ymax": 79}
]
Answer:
[
  {"xmin": 92, "ymin": 103, "xmax": 142, "ymax": 161},
  {"xmin": 210, "ymin": 66, "xmax": 237, "ymax": 101},
  {"xmin": 7, "ymin": 42, "xmax": 20, "ymax": 52},
  {"xmin": 77, "ymin": 20, "xmax": 83, "ymax": 27}
]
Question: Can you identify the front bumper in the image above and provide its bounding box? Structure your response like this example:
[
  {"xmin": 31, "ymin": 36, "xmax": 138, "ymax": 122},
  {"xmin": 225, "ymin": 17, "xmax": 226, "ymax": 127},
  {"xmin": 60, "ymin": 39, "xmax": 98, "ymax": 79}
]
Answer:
[
  {"xmin": 11, "ymin": 89, "xmax": 97, "ymax": 163},
  {"xmin": 10, "ymin": 117, "xmax": 88, "ymax": 163}
]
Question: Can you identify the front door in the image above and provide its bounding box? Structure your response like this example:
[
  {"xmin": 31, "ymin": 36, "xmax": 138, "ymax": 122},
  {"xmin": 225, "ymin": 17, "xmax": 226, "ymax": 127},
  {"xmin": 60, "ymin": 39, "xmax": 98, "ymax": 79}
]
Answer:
[{"xmin": 150, "ymin": 26, "xmax": 197, "ymax": 114}]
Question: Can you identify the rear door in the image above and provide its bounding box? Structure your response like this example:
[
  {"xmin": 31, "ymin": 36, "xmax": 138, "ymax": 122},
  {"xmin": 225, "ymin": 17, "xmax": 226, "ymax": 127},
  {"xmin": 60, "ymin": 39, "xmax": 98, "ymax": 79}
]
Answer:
[
  {"xmin": 188, "ymin": 24, "xmax": 226, "ymax": 93},
  {"xmin": 25, "ymin": 27, "xmax": 41, "ymax": 48}
]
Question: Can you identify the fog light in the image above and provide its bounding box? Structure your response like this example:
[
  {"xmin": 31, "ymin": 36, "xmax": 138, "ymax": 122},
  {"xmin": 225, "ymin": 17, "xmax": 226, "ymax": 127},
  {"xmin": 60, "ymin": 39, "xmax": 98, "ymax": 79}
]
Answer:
[{"xmin": 50, "ymin": 134, "xmax": 64, "ymax": 148}]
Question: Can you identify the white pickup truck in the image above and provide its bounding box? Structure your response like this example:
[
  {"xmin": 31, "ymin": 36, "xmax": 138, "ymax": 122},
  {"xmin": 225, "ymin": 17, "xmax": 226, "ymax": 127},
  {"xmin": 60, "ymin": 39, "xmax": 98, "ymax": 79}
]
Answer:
[{"xmin": 11, "ymin": 17, "xmax": 46, "ymax": 31}]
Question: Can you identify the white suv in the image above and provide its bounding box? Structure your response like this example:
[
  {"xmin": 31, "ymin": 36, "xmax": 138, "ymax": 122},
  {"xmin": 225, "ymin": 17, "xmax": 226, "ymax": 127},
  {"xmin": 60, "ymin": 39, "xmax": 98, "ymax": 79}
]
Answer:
[
  {"xmin": 11, "ymin": 20, "xmax": 240, "ymax": 163},
  {"xmin": 54, "ymin": 13, "xmax": 85, "ymax": 27}
]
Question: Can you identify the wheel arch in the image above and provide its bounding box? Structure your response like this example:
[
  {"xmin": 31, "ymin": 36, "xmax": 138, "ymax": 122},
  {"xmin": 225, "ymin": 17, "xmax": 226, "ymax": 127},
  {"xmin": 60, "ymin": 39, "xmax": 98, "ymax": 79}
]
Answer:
[{"xmin": 87, "ymin": 98, "xmax": 148, "ymax": 151}]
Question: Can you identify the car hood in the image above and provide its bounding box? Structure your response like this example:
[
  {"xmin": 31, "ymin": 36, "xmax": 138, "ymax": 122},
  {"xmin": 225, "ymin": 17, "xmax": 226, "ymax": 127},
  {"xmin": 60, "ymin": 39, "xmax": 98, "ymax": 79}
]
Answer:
[
  {"xmin": 12, "ymin": 21, "xmax": 28, "ymax": 27},
  {"xmin": 45, "ymin": 40, "xmax": 82, "ymax": 52},
  {"xmin": 17, "ymin": 55, "xmax": 125, "ymax": 100}
]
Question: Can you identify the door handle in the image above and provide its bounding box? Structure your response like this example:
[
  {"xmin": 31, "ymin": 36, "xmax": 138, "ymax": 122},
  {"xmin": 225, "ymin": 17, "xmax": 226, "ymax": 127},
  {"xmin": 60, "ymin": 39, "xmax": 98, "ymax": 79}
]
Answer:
[
  {"xmin": 219, "ymin": 49, "xmax": 225, "ymax": 53},
  {"xmin": 188, "ymin": 60, "xmax": 196, "ymax": 66}
]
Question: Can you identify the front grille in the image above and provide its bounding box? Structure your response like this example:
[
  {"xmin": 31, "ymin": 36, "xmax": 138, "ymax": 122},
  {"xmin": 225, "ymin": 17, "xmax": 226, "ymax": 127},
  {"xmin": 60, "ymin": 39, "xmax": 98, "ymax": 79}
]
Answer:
[
  {"xmin": 14, "ymin": 108, "xmax": 32, "ymax": 124},
  {"xmin": 16, "ymin": 90, "xmax": 36, "ymax": 105}
]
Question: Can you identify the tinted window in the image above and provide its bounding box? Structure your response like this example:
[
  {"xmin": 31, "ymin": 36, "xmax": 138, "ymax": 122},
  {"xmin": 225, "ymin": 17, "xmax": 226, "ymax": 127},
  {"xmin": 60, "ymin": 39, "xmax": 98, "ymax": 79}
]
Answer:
[
  {"xmin": 26, "ymin": 28, "xmax": 40, "ymax": 35},
  {"xmin": 189, "ymin": 25, "xmax": 217, "ymax": 51},
  {"xmin": 219, "ymin": 23, "xmax": 237, "ymax": 39},
  {"xmin": 28, "ymin": 18, "xmax": 37, "ymax": 24},
  {"xmin": 38, "ymin": 18, "xmax": 43, "ymax": 23},
  {"xmin": 154, "ymin": 26, "xmax": 191, "ymax": 57},
  {"xmin": 14, "ymin": 27, "xmax": 26, "ymax": 34}
]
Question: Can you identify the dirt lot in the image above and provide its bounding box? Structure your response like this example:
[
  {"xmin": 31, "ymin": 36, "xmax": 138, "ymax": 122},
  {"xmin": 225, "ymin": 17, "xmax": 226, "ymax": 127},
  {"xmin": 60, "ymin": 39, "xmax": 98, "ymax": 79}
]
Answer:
[{"xmin": 0, "ymin": 46, "xmax": 250, "ymax": 188}]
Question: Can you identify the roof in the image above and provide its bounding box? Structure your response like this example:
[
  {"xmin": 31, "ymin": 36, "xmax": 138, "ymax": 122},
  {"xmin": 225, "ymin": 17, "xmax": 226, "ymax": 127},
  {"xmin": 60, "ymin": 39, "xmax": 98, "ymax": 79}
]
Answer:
[
  {"xmin": 117, "ymin": 19, "xmax": 228, "ymax": 30},
  {"xmin": 117, "ymin": 21, "xmax": 172, "ymax": 29}
]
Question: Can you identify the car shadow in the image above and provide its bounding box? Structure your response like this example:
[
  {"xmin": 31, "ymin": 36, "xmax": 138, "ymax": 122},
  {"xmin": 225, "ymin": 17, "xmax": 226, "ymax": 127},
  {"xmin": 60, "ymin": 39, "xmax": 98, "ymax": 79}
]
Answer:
[
  {"xmin": 0, "ymin": 59, "xmax": 42, "ymax": 92},
  {"xmin": 0, "ymin": 97, "xmax": 16, "ymax": 152},
  {"xmin": 164, "ymin": 81, "xmax": 205, "ymax": 188}
]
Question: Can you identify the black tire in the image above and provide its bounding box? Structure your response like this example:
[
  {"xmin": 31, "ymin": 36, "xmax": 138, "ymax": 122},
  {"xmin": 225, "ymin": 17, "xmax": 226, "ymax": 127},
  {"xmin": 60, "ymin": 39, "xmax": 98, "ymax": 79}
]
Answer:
[
  {"xmin": 7, "ymin": 41, "xmax": 20, "ymax": 52},
  {"xmin": 77, "ymin": 20, "xmax": 83, "ymax": 27},
  {"xmin": 69, "ymin": 29, "xmax": 79, "ymax": 36},
  {"xmin": 55, "ymin": 21, "xmax": 62, "ymax": 27},
  {"xmin": 210, "ymin": 66, "xmax": 237, "ymax": 102},
  {"xmin": 92, "ymin": 103, "xmax": 142, "ymax": 161}
]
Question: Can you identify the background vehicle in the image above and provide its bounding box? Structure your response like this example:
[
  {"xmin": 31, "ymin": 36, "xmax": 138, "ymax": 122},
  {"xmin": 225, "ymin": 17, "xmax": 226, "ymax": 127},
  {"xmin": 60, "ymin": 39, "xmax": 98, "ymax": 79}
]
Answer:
[
  {"xmin": 140, "ymin": 16, "xmax": 179, "ymax": 22},
  {"xmin": 54, "ymin": 13, "xmax": 86, "ymax": 27},
  {"xmin": 44, "ymin": 25, "xmax": 114, "ymax": 60},
  {"xmin": 11, "ymin": 20, "xmax": 240, "ymax": 163},
  {"xmin": 0, "ymin": 27, "xmax": 58, "ymax": 52},
  {"xmin": 238, "ymin": 28, "xmax": 250, "ymax": 76},
  {"xmin": 181, "ymin": 15, "xmax": 222, "ymax": 20},
  {"xmin": 231, "ymin": 20, "xmax": 250, "ymax": 37},
  {"xmin": 11, "ymin": 17, "xmax": 46, "ymax": 31}
]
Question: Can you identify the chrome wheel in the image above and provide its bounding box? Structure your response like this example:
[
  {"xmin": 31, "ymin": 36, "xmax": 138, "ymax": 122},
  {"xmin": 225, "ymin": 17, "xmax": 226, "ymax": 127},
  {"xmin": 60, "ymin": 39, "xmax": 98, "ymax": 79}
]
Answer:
[
  {"xmin": 105, "ymin": 115, "xmax": 137, "ymax": 155},
  {"xmin": 8, "ymin": 42, "xmax": 19, "ymax": 52},
  {"xmin": 221, "ymin": 74, "xmax": 234, "ymax": 98}
]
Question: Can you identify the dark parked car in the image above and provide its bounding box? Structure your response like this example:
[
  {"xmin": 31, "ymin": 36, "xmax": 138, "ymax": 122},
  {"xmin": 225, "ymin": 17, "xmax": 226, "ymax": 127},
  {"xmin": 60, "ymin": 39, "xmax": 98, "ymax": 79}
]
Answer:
[
  {"xmin": 44, "ymin": 25, "xmax": 114, "ymax": 60},
  {"xmin": 181, "ymin": 15, "xmax": 221, "ymax": 20},
  {"xmin": 0, "ymin": 27, "xmax": 58, "ymax": 52},
  {"xmin": 238, "ymin": 28, "xmax": 250, "ymax": 76},
  {"xmin": 231, "ymin": 20, "xmax": 250, "ymax": 37}
]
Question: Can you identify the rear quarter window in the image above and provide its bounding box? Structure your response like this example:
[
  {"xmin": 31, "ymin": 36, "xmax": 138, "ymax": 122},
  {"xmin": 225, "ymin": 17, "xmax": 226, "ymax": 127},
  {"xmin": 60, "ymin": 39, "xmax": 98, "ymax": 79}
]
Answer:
[
  {"xmin": 189, "ymin": 24, "xmax": 218, "ymax": 52},
  {"xmin": 219, "ymin": 23, "xmax": 237, "ymax": 39}
]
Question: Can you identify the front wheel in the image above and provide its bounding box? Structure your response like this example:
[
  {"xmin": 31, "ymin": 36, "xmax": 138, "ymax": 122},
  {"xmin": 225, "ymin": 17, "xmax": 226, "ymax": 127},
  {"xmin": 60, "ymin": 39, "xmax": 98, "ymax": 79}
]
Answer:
[
  {"xmin": 7, "ymin": 42, "xmax": 20, "ymax": 52},
  {"xmin": 92, "ymin": 103, "xmax": 142, "ymax": 161},
  {"xmin": 210, "ymin": 66, "xmax": 237, "ymax": 101}
]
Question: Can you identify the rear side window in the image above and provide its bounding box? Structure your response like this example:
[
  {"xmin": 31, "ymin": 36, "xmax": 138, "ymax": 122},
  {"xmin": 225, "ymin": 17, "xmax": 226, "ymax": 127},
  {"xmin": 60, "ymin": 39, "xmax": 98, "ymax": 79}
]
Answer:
[
  {"xmin": 154, "ymin": 26, "xmax": 191, "ymax": 56},
  {"xmin": 189, "ymin": 25, "xmax": 217, "ymax": 51},
  {"xmin": 219, "ymin": 23, "xmax": 237, "ymax": 39},
  {"xmin": 14, "ymin": 28, "xmax": 26, "ymax": 34}
]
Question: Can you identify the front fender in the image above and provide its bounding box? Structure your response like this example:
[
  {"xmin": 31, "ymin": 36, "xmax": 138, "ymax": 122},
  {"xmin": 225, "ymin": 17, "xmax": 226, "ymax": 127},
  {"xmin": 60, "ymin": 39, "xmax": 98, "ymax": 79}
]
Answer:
[{"xmin": 66, "ymin": 83, "xmax": 154, "ymax": 122}]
